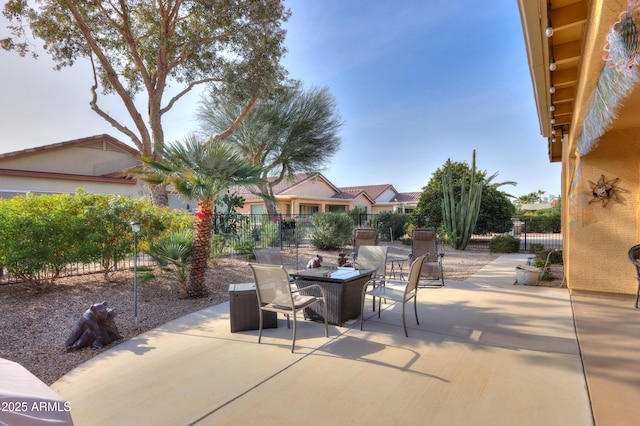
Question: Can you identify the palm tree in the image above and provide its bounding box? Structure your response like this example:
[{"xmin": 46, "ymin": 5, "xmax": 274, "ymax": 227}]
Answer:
[
  {"xmin": 137, "ymin": 136, "xmax": 263, "ymax": 297},
  {"xmin": 197, "ymin": 84, "xmax": 342, "ymax": 215}
]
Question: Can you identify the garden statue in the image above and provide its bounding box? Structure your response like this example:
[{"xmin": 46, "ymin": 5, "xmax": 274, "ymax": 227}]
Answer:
[{"xmin": 65, "ymin": 301, "xmax": 122, "ymax": 352}]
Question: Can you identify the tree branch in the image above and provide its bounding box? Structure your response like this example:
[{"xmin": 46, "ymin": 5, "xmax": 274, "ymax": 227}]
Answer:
[
  {"xmin": 88, "ymin": 55, "xmax": 143, "ymax": 152},
  {"xmin": 214, "ymin": 92, "xmax": 262, "ymax": 142}
]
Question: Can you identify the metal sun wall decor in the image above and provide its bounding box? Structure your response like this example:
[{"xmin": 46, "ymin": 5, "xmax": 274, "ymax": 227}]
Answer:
[
  {"xmin": 588, "ymin": 174, "xmax": 621, "ymax": 207},
  {"xmin": 577, "ymin": 1, "xmax": 640, "ymax": 154}
]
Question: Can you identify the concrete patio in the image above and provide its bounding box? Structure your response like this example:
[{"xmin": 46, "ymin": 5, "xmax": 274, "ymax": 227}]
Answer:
[{"xmin": 51, "ymin": 254, "xmax": 640, "ymax": 425}]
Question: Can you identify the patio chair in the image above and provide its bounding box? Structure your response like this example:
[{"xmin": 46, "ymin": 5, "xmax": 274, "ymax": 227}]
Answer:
[
  {"xmin": 410, "ymin": 228, "xmax": 444, "ymax": 287},
  {"xmin": 248, "ymin": 263, "xmax": 328, "ymax": 352},
  {"xmin": 352, "ymin": 229, "xmax": 376, "ymax": 260},
  {"xmin": 353, "ymin": 245, "xmax": 388, "ymax": 311},
  {"xmin": 627, "ymin": 244, "xmax": 640, "ymax": 308},
  {"xmin": 360, "ymin": 254, "xmax": 427, "ymax": 337},
  {"xmin": 254, "ymin": 248, "xmax": 284, "ymax": 265}
]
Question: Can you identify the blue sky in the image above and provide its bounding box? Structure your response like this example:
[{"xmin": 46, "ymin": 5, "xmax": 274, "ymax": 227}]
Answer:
[{"xmin": 0, "ymin": 0, "xmax": 560, "ymax": 198}]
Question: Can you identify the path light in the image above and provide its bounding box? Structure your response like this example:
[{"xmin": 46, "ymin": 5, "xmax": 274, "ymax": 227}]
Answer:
[{"xmin": 130, "ymin": 221, "xmax": 141, "ymax": 328}]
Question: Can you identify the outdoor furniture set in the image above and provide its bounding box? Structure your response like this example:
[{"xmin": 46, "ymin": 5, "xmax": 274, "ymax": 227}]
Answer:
[{"xmin": 230, "ymin": 229, "xmax": 444, "ymax": 351}]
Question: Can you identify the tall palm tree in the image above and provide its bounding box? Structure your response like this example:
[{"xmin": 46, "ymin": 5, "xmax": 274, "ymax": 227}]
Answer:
[{"xmin": 137, "ymin": 136, "xmax": 263, "ymax": 297}]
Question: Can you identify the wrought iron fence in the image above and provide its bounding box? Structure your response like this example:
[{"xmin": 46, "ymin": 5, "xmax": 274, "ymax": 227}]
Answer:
[
  {"xmin": 0, "ymin": 253, "xmax": 154, "ymax": 285},
  {"xmin": 1, "ymin": 214, "xmax": 562, "ymax": 285}
]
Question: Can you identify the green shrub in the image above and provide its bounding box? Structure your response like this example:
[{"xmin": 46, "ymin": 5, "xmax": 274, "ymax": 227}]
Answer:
[
  {"xmin": 143, "ymin": 229, "xmax": 194, "ymax": 291},
  {"xmin": 310, "ymin": 212, "xmax": 353, "ymax": 250},
  {"xmin": 375, "ymin": 211, "xmax": 410, "ymax": 241},
  {"xmin": 233, "ymin": 237, "xmax": 255, "ymax": 254},
  {"xmin": 259, "ymin": 220, "xmax": 279, "ymax": 247},
  {"xmin": 529, "ymin": 243, "xmax": 544, "ymax": 255},
  {"xmin": 489, "ymin": 235, "xmax": 521, "ymax": 253},
  {"xmin": 210, "ymin": 234, "xmax": 228, "ymax": 262},
  {"xmin": 0, "ymin": 191, "xmax": 179, "ymax": 286},
  {"xmin": 533, "ymin": 249, "xmax": 563, "ymax": 266}
]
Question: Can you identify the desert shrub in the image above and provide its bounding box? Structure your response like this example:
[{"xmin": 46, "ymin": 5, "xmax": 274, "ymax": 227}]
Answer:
[
  {"xmin": 310, "ymin": 212, "xmax": 353, "ymax": 250},
  {"xmin": 376, "ymin": 211, "xmax": 410, "ymax": 241},
  {"xmin": 489, "ymin": 235, "xmax": 521, "ymax": 253},
  {"xmin": 233, "ymin": 237, "xmax": 255, "ymax": 254},
  {"xmin": 258, "ymin": 220, "xmax": 279, "ymax": 247},
  {"xmin": 210, "ymin": 234, "xmax": 228, "ymax": 262},
  {"xmin": 529, "ymin": 243, "xmax": 544, "ymax": 255},
  {"xmin": 0, "ymin": 191, "xmax": 179, "ymax": 286},
  {"xmin": 143, "ymin": 229, "xmax": 194, "ymax": 291},
  {"xmin": 533, "ymin": 249, "xmax": 563, "ymax": 266}
]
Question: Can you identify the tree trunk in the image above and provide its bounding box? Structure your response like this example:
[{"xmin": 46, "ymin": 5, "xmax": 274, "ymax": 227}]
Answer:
[
  {"xmin": 187, "ymin": 201, "xmax": 213, "ymax": 297},
  {"xmin": 150, "ymin": 184, "xmax": 169, "ymax": 207}
]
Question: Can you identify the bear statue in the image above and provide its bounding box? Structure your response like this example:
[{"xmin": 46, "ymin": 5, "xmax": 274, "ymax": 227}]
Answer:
[{"xmin": 65, "ymin": 301, "xmax": 122, "ymax": 352}]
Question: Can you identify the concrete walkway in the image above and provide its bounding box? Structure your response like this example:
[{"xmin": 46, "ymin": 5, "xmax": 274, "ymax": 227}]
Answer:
[{"xmin": 51, "ymin": 254, "xmax": 639, "ymax": 425}]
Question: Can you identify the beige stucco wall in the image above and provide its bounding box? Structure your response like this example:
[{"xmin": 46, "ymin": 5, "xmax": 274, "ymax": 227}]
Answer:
[
  {"xmin": 0, "ymin": 175, "xmax": 145, "ymax": 198},
  {"xmin": 283, "ymin": 179, "xmax": 336, "ymax": 198},
  {"xmin": 565, "ymin": 128, "xmax": 640, "ymax": 294},
  {"xmin": 0, "ymin": 143, "xmax": 138, "ymax": 176}
]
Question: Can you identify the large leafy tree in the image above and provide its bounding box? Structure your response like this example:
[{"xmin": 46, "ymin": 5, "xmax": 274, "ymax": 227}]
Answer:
[
  {"xmin": 197, "ymin": 84, "xmax": 342, "ymax": 215},
  {"xmin": 412, "ymin": 159, "xmax": 516, "ymax": 234},
  {"xmin": 137, "ymin": 136, "xmax": 263, "ymax": 298},
  {"xmin": 2, "ymin": 0, "xmax": 289, "ymax": 205}
]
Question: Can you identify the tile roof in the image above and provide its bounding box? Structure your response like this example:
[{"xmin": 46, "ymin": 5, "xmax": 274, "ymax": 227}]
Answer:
[{"xmin": 0, "ymin": 134, "xmax": 139, "ymax": 160}]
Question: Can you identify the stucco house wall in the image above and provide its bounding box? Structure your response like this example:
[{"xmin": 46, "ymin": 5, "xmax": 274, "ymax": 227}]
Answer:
[{"xmin": 565, "ymin": 128, "xmax": 640, "ymax": 294}]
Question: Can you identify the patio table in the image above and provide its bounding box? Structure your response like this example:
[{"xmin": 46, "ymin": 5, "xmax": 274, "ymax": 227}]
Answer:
[
  {"xmin": 387, "ymin": 256, "xmax": 409, "ymax": 280},
  {"xmin": 290, "ymin": 268, "xmax": 374, "ymax": 326}
]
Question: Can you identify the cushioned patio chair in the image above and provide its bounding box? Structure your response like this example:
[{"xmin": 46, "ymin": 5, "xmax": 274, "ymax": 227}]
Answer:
[
  {"xmin": 360, "ymin": 254, "xmax": 427, "ymax": 337},
  {"xmin": 627, "ymin": 244, "xmax": 640, "ymax": 308},
  {"xmin": 254, "ymin": 248, "xmax": 284, "ymax": 265},
  {"xmin": 410, "ymin": 228, "xmax": 444, "ymax": 287},
  {"xmin": 352, "ymin": 229, "xmax": 376, "ymax": 260},
  {"xmin": 248, "ymin": 263, "xmax": 328, "ymax": 352}
]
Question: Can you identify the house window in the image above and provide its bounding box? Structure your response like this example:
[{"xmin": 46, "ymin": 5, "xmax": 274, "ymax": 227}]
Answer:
[
  {"xmin": 250, "ymin": 204, "xmax": 264, "ymax": 224},
  {"xmin": 328, "ymin": 205, "xmax": 346, "ymax": 212},
  {"xmin": 299, "ymin": 205, "xmax": 318, "ymax": 215}
]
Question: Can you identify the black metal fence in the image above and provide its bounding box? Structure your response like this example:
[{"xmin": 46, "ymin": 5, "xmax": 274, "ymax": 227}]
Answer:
[
  {"xmin": 1, "ymin": 214, "xmax": 562, "ymax": 285},
  {"xmin": 467, "ymin": 218, "xmax": 562, "ymax": 252}
]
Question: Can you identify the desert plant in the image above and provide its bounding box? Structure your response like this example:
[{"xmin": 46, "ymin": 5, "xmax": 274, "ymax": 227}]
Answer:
[
  {"xmin": 489, "ymin": 235, "xmax": 521, "ymax": 253},
  {"xmin": 143, "ymin": 229, "xmax": 194, "ymax": 293},
  {"xmin": 210, "ymin": 234, "xmax": 228, "ymax": 264},
  {"xmin": 233, "ymin": 237, "xmax": 255, "ymax": 255},
  {"xmin": 309, "ymin": 212, "xmax": 353, "ymax": 250},
  {"xmin": 441, "ymin": 150, "xmax": 483, "ymax": 249},
  {"xmin": 375, "ymin": 211, "xmax": 410, "ymax": 241}
]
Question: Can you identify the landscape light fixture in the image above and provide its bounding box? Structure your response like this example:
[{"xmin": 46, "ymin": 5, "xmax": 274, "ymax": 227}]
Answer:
[{"xmin": 130, "ymin": 221, "xmax": 141, "ymax": 328}]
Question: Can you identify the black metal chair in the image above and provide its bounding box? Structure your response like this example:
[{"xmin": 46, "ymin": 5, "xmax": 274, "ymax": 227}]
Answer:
[{"xmin": 627, "ymin": 244, "xmax": 640, "ymax": 308}]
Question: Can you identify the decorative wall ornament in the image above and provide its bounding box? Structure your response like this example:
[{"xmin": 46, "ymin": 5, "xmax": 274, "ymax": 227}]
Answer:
[
  {"xmin": 588, "ymin": 174, "xmax": 621, "ymax": 207},
  {"xmin": 577, "ymin": 2, "xmax": 640, "ymax": 154}
]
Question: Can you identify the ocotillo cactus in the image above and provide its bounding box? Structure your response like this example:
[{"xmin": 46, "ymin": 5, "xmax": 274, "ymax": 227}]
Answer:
[{"xmin": 441, "ymin": 150, "xmax": 483, "ymax": 249}]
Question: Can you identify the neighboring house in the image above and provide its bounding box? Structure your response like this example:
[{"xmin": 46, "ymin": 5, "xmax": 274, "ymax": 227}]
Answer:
[
  {"xmin": 0, "ymin": 134, "xmax": 190, "ymax": 209},
  {"xmin": 232, "ymin": 173, "xmax": 375, "ymax": 216},
  {"xmin": 232, "ymin": 173, "xmax": 419, "ymax": 216},
  {"xmin": 518, "ymin": 1, "xmax": 640, "ymax": 295},
  {"xmin": 0, "ymin": 136, "xmax": 421, "ymax": 217},
  {"xmin": 339, "ymin": 184, "xmax": 420, "ymax": 214}
]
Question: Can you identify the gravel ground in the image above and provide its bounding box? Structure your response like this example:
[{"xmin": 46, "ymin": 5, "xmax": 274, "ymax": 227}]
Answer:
[{"xmin": 0, "ymin": 243, "xmax": 563, "ymax": 385}]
